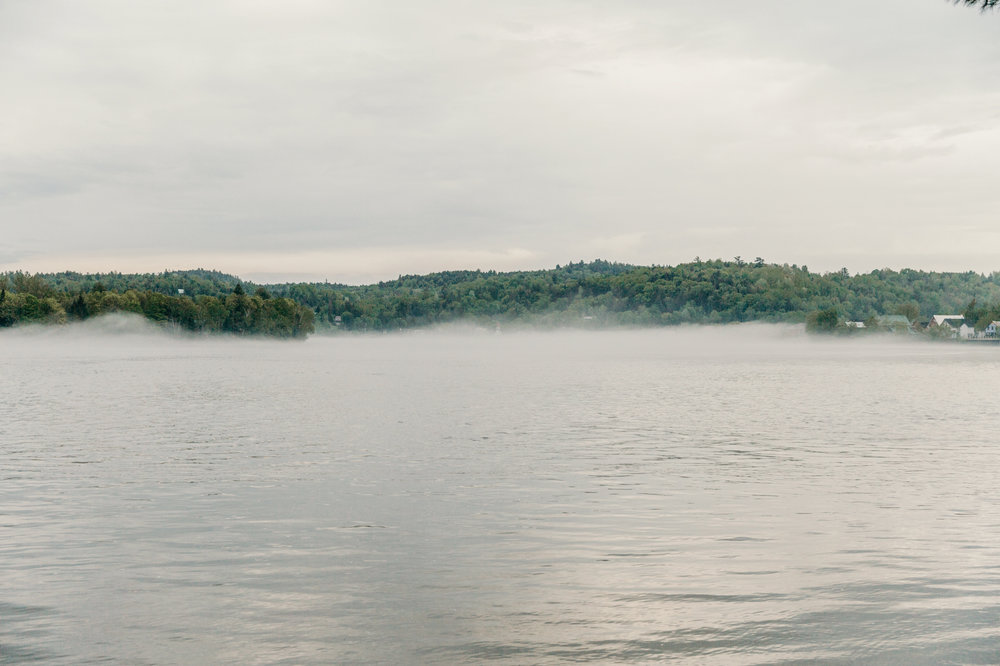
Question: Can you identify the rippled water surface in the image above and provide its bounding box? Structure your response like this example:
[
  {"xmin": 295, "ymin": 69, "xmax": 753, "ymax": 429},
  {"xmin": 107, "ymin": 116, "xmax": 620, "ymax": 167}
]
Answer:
[{"xmin": 3, "ymin": 319, "xmax": 1000, "ymax": 664}]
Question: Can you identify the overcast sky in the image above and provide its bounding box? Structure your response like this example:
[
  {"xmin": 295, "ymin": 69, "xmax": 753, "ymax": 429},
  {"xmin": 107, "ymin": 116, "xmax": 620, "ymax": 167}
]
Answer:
[{"xmin": 2, "ymin": 0, "xmax": 1000, "ymax": 284}]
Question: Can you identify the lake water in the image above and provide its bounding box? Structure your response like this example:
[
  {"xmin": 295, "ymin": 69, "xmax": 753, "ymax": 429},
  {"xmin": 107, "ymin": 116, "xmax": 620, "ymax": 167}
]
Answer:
[{"xmin": 3, "ymin": 318, "xmax": 1000, "ymax": 664}]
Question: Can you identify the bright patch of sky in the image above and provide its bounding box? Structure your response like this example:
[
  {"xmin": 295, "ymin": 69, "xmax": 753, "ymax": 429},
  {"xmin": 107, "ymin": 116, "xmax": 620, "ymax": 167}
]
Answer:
[{"xmin": 2, "ymin": 0, "xmax": 1000, "ymax": 283}]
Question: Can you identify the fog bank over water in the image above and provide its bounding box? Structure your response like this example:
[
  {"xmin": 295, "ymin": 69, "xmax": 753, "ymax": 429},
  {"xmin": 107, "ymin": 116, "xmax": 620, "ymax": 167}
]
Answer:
[
  {"xmin": 0, "ymin": 317, "xmax": 975, "ymax": 361},
  {"xmin": 402, "ymin": 322, "xmax": 982, "ymax": 366},
  {"xmin": 2, "ymin": 312, "xmax": 169, "ymax": 339},
  {"xmin": 9, "ymin": 318, "xmax": 811, "ymax": 351},
  {"xmin": 1, "ymin": 311, "xmax": 315, "ymax": 345},
  {"xmin": 0, "ymin": 313, "xmax": 307, "ymax": 361}
]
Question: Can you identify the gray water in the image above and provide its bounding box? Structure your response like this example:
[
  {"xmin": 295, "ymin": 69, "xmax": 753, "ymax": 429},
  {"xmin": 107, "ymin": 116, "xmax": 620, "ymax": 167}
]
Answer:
[{"xmin": 3, "ymin": 318, "xmax": 1000, "ymax": 664}]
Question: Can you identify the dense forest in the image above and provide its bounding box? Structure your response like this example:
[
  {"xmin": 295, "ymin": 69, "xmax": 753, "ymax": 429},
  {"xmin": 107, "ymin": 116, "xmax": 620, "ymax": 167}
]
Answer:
[
  {"xmin": 0, "ymin": 271, "xmax": 314, "ymax": 338},
  {"xmin": 265, "ymin": 259, "xmax": 1000, "ymax": 331},
  {"xmin": 5, "ymin": 259, "xmax": 1000, "ymax": 336}
]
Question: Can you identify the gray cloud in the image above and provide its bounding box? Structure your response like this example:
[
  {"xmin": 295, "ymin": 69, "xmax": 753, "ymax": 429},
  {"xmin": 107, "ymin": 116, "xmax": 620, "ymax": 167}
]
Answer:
[{"xmin": 3, "ymin": 0, "xmax": 1000, "ymax": 282}]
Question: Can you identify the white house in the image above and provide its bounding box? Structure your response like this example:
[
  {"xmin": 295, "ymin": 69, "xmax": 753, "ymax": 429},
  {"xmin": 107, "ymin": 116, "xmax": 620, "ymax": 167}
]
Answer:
[
  {"xmin": 985, "ymin": 321, "xmax": 1000, "ymax": 337},
  {"xmin": 923, "ymin": 314, "xmax": 965, "ymax": 338}
]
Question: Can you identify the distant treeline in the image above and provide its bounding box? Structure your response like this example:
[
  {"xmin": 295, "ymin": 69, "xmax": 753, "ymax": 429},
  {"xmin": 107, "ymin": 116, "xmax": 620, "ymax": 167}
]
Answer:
[
  {"xmin": 267, "ymin": 259, "xmax": 1000, "ymax": 330},
  {"xmin": 0, "ymin": 272, "xmax": 313, "ymax": 338},
  {"xmin": 5, "ymin": 259, "xmax": 1000, "ymax": 334}
]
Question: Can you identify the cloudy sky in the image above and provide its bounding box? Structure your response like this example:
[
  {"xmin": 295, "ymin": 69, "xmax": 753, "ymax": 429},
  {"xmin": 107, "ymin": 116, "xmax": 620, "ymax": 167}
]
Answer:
[{"xmin": 2, "ymin": 1, "xmax": 1000, "ymax": 284}]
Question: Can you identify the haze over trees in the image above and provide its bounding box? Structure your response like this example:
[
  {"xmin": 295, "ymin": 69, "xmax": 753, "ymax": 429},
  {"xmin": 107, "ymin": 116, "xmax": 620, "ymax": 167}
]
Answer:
[
  {"xmin": 0, "ymin": 272, "xmax": 314, "ymax": 338},
  {"xmin": 5, "ymin": 260, "xmax": 1000, "ymax": 335},
  {"xmin": 260, "ymin": 260, "xmax": 1000, "ymax": 331}
]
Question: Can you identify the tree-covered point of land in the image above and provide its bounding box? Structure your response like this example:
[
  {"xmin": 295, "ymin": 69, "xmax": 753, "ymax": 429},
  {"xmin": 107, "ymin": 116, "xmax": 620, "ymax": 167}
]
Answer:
[
  {"xmin": 7, "ymin": 260, "xmax": 1000, "ymax": 335},
  {"xmin": 0, "ymin": 274, "xmax": 314, "ymax": 338}
]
